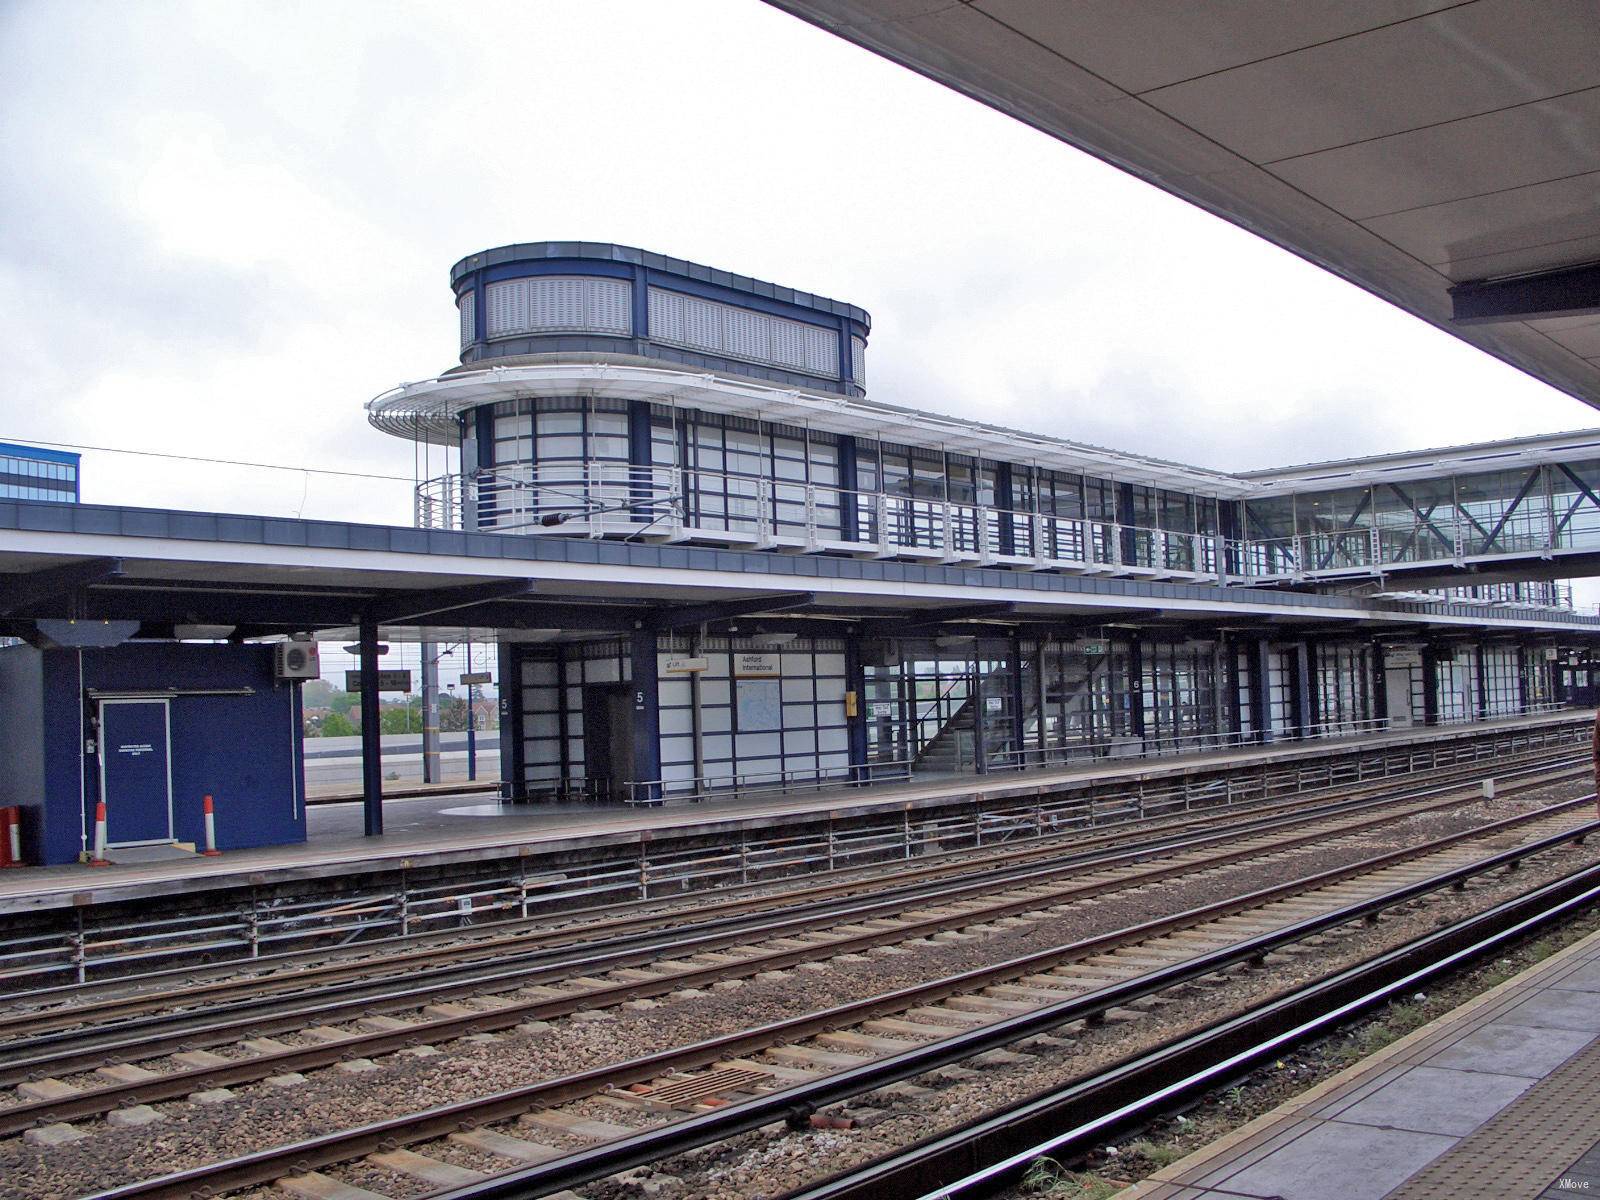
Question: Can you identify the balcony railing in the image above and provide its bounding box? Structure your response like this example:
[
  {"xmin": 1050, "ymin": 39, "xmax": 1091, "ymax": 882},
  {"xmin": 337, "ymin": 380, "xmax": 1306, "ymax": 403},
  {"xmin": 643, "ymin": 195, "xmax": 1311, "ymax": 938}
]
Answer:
[{"xmin": 413, "ymin": 465, "xmax": 1600, "ymax": 589}]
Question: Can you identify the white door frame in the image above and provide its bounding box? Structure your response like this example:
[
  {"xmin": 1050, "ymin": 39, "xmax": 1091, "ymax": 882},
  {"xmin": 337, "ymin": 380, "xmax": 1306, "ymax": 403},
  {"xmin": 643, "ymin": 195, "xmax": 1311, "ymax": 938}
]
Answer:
[{"xmin": 97, "ymin": 697, "xmax": 176, "ymax": 846}]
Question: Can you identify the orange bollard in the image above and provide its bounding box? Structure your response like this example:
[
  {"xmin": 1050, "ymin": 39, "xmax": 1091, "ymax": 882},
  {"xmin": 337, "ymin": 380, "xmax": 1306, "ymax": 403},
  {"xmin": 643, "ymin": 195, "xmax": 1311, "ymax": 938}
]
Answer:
[
  {"xmin": 201, "ymin": 795, "xmax": 222, "ymax": 856},
  {"xmin": 88, "ymin": 801, "xmax": 111, "ymax": 867}
]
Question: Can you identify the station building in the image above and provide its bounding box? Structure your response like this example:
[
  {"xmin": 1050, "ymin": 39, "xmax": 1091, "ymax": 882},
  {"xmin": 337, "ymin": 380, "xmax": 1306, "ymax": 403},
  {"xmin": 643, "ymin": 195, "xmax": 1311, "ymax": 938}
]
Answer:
[
  {"xmin": 0, "ymin": 445, "xmax": 306, "ymax": 865},
  {"xmin": 361, "ymin": 242, "xmax": 1600, "ymax": 805},
  {"xmin": 3, "ymin": 242, "xmax": 1600, "ymax": 862}
]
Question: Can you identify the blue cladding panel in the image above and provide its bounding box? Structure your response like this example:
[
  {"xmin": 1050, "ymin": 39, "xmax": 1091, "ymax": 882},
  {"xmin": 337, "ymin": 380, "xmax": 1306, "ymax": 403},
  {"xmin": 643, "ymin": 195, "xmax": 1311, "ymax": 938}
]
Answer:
[
  {"xmin": 14, "ymin": 644, "xmax": 307, "ymax": 864},
  {"xmin": 100, "ymin": 701, "xmax": 173, "ymax": 843}
]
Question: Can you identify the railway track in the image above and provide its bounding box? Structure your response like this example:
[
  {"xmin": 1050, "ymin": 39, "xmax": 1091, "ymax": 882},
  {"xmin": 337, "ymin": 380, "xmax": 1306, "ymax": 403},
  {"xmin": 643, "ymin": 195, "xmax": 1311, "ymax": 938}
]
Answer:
[
  {"xmin": 772, "ymin": 861, "xmax": 1600, "ymax": 1200},
  {"xmin": 8, "ymin": 738, "xmax": 1583, "ymax": 1014},
  {"xmin": 25, "ymin": 783, "xmax": 1599, "ymax": 1199},
  {"xmin": 7, "ymin": 745, "xmax": 1585, "ymax": 1041},
  {"xmin": 0, "ymin": 757, "xmax": 1580, "ymax": 1121}
]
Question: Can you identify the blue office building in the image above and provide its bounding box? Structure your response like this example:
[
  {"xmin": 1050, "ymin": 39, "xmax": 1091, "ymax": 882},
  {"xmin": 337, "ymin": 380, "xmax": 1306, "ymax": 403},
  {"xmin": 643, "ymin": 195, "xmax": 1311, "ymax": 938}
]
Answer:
[{"xmin": 0, "ymin": 442, "xmax": 79, "ymax": 503}]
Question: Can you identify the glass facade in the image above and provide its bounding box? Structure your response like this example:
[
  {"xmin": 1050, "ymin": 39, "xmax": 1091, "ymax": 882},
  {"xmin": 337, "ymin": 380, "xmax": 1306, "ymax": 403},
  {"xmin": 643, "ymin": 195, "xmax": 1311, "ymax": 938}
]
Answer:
[
  {"xmin": 504, "ymin": 627, "xmax": 1557, "ymax": 800},
  {"xmin": 0, "ymin": 443, "xmax": 79, "ymax": 503},
  {"xmin": 431, "ymin": 393, "xmax": 1586, "ymax": 611}
]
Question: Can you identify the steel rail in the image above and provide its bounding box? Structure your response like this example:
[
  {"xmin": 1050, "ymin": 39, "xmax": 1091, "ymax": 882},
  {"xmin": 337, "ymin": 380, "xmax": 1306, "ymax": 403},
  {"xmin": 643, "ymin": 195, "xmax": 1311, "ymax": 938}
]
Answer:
[
  {"xmin": 12, "ymin": 749, "xmax": 1582, "ymax": 1042},
  {"xmin": 72, "ymin": 810, "xmax": 1600, "ymax": 1199},
  {"xmin": 1, "ymin": 761, "xmax": 1578, "ymax": 1086},
  {"xmin": 778, "ymin": 871, "xmax": 1600, "ymax": 1200},
  {"xmin": 7, "ymin": 738, "xmax": 1580, "ymax": 1012}
]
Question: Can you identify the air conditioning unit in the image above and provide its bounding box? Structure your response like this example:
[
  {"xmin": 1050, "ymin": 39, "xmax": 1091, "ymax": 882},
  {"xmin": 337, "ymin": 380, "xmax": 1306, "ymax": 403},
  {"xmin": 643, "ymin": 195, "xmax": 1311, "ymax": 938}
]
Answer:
[{"xmin": 274, "ymin": 637, "xmax": 321, "ymax": 681}]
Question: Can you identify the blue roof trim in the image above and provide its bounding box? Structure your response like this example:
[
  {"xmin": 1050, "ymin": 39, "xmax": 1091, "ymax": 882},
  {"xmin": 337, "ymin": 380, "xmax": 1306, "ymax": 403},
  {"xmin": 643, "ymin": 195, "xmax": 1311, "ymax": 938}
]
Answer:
[
  {"xmin": 1, "ymin": 499, "xmax": 1595, "ymax": 630},
  {"xmin": 449, "ymin": 242, "xmax": 871, "ymax": 329},
  {"xmin": 0, "ymin": 442, "xmax": 80, "ymax": 467}
]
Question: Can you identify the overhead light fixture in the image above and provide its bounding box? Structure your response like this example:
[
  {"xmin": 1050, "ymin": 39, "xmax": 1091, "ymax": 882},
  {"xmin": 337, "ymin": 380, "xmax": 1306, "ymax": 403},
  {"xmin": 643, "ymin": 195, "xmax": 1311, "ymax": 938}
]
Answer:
[{"xmin": 175, "ymin": 624, "xmax": 236, "ymax": 641}]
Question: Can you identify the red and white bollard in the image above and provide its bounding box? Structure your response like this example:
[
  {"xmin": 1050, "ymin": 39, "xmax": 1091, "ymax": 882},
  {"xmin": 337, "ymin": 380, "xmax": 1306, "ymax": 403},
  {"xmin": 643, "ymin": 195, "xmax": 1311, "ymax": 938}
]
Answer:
[
  {"xmin": 88, "ymin": 801, "xmax": 111, "ymax": 867},
  {"xmin": 0, "ymin": 807, "xmax": 22, "ymax": 868},
  {"xmin": 201, "ymin": 794, "xmax": 222, "ymax": 857}
]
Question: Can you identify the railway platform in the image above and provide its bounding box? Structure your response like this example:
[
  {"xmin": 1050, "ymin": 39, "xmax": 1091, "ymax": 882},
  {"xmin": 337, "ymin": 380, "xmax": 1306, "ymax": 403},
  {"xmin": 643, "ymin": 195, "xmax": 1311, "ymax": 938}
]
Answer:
[
  {"xmin": 1117, "ymin": 922, "xmax": 1600, "ymax": 1200},
  {"xmin": 0, "ymin": 709, "xmax": 1590, "ymax": 920}
]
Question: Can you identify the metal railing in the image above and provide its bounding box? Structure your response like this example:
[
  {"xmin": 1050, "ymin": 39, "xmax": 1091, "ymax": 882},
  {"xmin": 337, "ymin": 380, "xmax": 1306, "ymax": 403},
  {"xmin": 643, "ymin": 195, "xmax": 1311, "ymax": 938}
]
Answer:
[
  {"xmin": 415, "ymin": 464, "xmax": 1600, "ymax": 587},
  {"xmin": 415, "ymin": 464, "xmax": 1227, "ymax": 579},
  {"xmin": 620, "ymin": 702, "xmax": 1569, "ymax": 805},
  {"xmin": 2, "ymin": 714, "xmax": 1586, "ymax": 990}
]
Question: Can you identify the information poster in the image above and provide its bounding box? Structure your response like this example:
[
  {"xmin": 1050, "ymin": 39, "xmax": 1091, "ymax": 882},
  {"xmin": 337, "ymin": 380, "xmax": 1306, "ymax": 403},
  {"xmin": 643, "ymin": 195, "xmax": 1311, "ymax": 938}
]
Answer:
[{"xmin": 735, "ymin": 679, "xmax": 782, "ymax": 730}]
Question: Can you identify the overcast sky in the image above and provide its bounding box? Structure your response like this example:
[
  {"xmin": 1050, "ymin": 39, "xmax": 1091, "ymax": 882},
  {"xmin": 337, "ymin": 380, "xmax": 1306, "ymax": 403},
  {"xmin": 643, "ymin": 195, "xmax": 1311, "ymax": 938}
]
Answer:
[{"xmin": 4, "ymin": 0, "xmax": 1598, "ymax": 536}]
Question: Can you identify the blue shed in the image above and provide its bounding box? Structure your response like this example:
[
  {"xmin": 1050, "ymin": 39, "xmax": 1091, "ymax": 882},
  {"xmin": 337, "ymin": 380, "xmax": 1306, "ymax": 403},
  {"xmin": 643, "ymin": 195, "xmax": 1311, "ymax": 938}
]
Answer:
[{"xmin": 0, "ymin": 642, "xmax": 305, "ymax": 865}]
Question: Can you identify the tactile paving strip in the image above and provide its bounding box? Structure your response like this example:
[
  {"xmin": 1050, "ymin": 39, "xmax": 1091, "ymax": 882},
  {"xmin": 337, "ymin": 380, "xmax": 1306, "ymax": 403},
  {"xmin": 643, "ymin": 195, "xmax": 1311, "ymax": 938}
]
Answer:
[{"xmin": 1386, "ymin": 1035, "xmax": 1600, "ymax": 1200}]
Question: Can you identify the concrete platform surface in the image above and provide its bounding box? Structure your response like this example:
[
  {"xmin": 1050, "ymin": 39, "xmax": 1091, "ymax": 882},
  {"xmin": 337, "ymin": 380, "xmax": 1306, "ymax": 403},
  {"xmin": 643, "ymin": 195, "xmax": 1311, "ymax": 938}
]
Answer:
[
  {"xmin": 1116, "ymin": 923, "xmax": 1600, "ymax": 1200},
  {"xmin": 0, "ymin": 709, "xmax": 1586, "ymax": 915}
]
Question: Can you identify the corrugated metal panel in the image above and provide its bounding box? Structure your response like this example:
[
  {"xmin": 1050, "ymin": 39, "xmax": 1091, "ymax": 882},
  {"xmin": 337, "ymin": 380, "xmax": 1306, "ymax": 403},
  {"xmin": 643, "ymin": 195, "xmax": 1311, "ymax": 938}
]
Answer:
[
  {"xmin": 724, "ymin": 306, "xmax": 767, "ymax": 362},
  {"xmin": 649, "ymin": 288, "xmax": 687, "ymax": 343},
  {"xmin": 589, "ymin": 277, "xmax": 632, "ymax": 333},
  {"xmin": 851, "ymin": 336, "xmax": 866, "ymax": 386},
  {"xmin": 458, "ymin": 292, "xmax": 476, "ymax": 347},
  {"xmin": 646, "ymin": 286, "xmax": 839, "ymax": 379},
  {"xmin": 484, "ymin": 277, "xmax": 632, "ymax": 337}
]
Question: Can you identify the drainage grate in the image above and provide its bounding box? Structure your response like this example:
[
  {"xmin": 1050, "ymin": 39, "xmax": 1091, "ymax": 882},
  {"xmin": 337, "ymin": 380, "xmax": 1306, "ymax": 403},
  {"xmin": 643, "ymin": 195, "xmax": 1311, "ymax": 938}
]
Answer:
[{"xmin": 630, "ymin": 1067, "xmax": 772, "ymax": 1108}]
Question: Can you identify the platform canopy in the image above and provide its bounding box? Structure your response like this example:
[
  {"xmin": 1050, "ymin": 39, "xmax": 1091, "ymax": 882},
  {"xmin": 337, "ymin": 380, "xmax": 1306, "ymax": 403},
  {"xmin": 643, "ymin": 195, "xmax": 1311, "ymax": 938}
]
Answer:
[
  {"xmin": 2, "ymin": 500, "xmax": 1598, "ymax": 642},
  {"xmin": 770, "ymin": 1, "xmax": 1600, "ymax": 408}
]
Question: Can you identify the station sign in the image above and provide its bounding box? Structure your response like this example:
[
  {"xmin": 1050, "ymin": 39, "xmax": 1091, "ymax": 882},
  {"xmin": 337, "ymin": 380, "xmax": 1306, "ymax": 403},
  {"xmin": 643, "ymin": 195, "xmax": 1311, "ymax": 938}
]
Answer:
[
  {"xmin": 868, "ymin": 701, "xmax": 893, "ymax": 718},
  {"xmin": 459, "ymin": 672, "xmax": 493, "ymax": 685},
  {"xmin": 1384, "ymin": 650, "xmax": 1422, "ymax": 669},
  {"xmin": 1082, "ymin": 640, "xmax": 1110, "ymax": 655},
  {"xmin": 345, "ymin": 670, "xmax": 413, "ymax": 692},
  {"xmin": 733, "ymin": 652, "xmax": 781, "ymax": 679},
  {"xmin": 663, "ymin": 657, "xmax": 710, "ymax": 674}
]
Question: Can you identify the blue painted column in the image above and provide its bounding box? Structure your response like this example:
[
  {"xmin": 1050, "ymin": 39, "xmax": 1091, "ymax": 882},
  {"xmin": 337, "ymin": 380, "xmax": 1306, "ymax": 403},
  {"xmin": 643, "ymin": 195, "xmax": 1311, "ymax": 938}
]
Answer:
[
  {"xmin": 1126, "ymin": 632, "xmax": 1147, "ymax": 741},
  {"xmin": 995, "ymin": 462, "xmax": 1016, "ymax": 556},
  {"xmin": 1421, "ymin": 646, "xmax": 1440, "ymax": 727},
  {"xmin": 498, "ymin": 642, "xmax": 526, "ymax": 802},
  {"xmin": 471, "ymin": 406, "xmax": 495, "ymax": 532},
  {"xmin": 838, "ymin": 436, "xmax": 859, "ymax": 545},
  {"xmin": 630, "ymin": 625, "xmax": 662, "ymax": 803},
  {"xmin": 1117, "ymin": 481, "xmax": 1138, "ymax": 566},
  {"xmin": 628, "ymin": 400, "xmax": 653, "ymax": 524},
  {"xmin": 1294, "ymin": 640, "xmax": 1315, "ymax": 738},
  {"xmin": 358, "ymin": 614, "xmax": 383, "ymax": 836},
  {"xmin": 1249, "ymin": 637, "xmax": 1272, "ymax": 743},
  {"xmin": 1009, "ymin": 631, "xmax": 1027, "ymax": 764},
  {"xmin": 1371, "ymin": 640, "xmax": 1389, "ymax": 725},
  {"xmin": 1219, "ymin": 500, "xmax": 1244, "ymax": 576},
  {"xmin": 631, "ymin": 266, "xmax": 650, "ymax": 344}
]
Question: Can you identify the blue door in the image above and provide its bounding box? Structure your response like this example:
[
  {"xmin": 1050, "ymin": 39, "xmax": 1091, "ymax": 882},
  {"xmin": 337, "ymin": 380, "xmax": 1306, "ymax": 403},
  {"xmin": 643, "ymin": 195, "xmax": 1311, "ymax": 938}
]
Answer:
[{"xmin": 100, "ymin": 700, "xmax": 173, "ymax": 845}]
